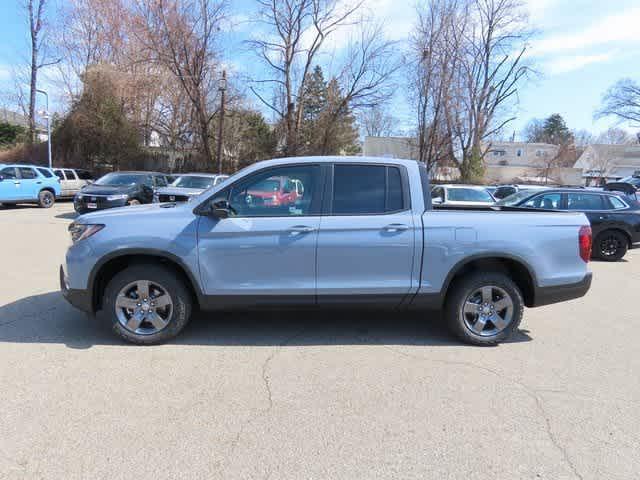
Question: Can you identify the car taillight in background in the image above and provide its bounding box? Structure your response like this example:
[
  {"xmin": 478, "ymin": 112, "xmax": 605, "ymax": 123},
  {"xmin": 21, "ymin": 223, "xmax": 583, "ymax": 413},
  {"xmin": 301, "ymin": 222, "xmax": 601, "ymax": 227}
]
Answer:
[{"xmin": 579, "ymin": 225, "xmax": 592, "ymax": 262}]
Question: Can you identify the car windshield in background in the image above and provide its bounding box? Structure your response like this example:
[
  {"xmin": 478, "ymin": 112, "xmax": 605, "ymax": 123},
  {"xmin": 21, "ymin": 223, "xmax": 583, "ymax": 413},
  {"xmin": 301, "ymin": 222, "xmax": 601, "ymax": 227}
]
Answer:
[
  {"xmin": 495, "ymin": 190, "xmax": 535, "ymax": 206},
  {"xmin": 172, "ymin": 176, "xmax": 215, "ymax": 189},
  {"xmin": 448, "ymin": 188, "xmax": 494, "ymax": 202},
  {"xmin": 95, "ymin": 173, "xmax": 146, "ymax": 186}
]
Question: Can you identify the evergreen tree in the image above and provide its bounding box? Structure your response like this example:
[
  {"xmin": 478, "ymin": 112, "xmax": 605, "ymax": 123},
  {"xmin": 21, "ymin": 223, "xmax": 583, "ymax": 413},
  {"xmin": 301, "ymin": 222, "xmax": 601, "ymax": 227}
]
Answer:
[{"xmin": 542, "ymin": 114, "xmax": 573, "ymax": 145}]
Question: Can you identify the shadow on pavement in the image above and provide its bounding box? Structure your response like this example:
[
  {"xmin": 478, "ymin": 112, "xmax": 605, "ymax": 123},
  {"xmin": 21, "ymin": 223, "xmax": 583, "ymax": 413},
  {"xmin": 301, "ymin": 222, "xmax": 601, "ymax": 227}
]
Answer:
[
  {"xmin": 0, "ymin": 291, "xmax": 533, "ymax": 349},
  {"xmin": 55, "ymin": 211, "xmax": 78, "ymax": 220}
]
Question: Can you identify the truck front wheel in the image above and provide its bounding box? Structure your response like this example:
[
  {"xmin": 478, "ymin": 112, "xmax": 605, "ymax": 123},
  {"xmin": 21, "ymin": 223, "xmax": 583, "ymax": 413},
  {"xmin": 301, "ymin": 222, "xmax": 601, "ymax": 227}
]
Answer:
[
  {"xmin": 104, "ymin": 264, "xmax": 193, "ymax": 345},
  {"xmin": 445, "ymin": 272, "xmax": 524, "ymax": 346}
]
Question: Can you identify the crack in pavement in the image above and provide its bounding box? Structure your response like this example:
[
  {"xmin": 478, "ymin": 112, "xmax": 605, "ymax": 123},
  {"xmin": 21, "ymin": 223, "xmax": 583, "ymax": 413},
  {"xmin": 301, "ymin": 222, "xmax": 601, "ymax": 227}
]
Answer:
[
  {"xmin": 219, "ymin": 327, "xmax": 309, "ymax": 475},
  {"xmin": 375, "ymin": 343, "xmax": 585, "ymax": 480}
]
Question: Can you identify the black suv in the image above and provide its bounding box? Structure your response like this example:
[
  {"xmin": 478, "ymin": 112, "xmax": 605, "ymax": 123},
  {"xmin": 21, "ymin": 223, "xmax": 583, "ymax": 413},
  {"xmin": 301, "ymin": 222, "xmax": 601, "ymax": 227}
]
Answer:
[
  {"xmin": 74, "ymin": 171, "xmax": 169, "ymax": 214},
  {"xmin": 497, "ymin": 188, "xmax": 640, "ymax": 261}
]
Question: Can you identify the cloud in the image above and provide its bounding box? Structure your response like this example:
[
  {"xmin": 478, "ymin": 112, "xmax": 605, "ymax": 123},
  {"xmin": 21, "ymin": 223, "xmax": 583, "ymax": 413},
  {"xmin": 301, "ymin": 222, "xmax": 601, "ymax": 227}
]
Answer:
[
  {"xmin": 544, "ymin": 51, "xmax": 615, "ymax": 75},
  {"xmin": 530, "ymin": 6, "xmax": 640, "ymax": 56}
]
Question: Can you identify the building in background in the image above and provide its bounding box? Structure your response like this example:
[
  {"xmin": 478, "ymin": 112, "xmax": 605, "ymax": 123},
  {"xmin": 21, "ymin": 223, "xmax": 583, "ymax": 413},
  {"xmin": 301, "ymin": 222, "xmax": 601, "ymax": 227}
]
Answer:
[
  {"xmin": 363, "ymin": 136, "xmax": 581, "ymax": 184},
  {"xmin": 0, "ymin": 108, "xmax": 47, "ymax": 142},
  {"xmin": 573, "ymin": 144, "xmax": 640, "ymax": 186}
]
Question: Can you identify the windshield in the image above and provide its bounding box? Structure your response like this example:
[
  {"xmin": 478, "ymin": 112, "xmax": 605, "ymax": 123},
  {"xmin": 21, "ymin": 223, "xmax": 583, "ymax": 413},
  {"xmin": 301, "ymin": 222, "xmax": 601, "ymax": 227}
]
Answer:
[
  {"xmin": 172, "ymin": 176, "xmax": 216, "ymax": 189},
  {"xmin": 495, "ymin": 190, "xmax": 535, "ymax": 206},
  {"xmin": 447, "ymin": 188, "xmax": 494, "ymax": 203},
  {"xmin": 95, "ymin": 173, "xmax": 147, "ymax": 186}
]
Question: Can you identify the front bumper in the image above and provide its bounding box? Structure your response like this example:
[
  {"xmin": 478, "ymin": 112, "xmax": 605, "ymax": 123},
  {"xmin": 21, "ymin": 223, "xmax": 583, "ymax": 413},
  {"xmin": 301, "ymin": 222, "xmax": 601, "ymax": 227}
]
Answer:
[
  {"xmin": 60, "ymin": 265, "xmax": 93, "ymax": 313},
  {"xmin": 530, "ymin": 272, "xmax": 592, "ymax": 307},
  {"xmin": 74, "ymin": 195, "xmax": 128, "ymax": 213}
]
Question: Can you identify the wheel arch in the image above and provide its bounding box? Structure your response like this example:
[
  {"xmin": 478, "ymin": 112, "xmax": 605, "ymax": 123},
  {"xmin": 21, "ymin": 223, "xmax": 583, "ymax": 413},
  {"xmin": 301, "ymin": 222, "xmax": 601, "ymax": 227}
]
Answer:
[
  {"xmin": 442, "ymin": 254, "xmax": 537, "ymax": 308},
  {"xmin": 594, "ymin": 227, "xmax": 632, "ymax": 246},
  {"xmin": 89, "ymin": 249, "xmax": 202, "ymax": 312}
]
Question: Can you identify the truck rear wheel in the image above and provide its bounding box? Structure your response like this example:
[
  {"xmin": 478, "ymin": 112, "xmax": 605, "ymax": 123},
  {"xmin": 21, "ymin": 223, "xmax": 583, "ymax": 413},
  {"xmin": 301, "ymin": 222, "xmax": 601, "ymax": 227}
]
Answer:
[
  {"xmin": 445, "ymin": 272, "xmax": 523, "ymax": 346},
  {"xmin": 104, "ymin": 264, "xmax": 193, "ymax": 345}
]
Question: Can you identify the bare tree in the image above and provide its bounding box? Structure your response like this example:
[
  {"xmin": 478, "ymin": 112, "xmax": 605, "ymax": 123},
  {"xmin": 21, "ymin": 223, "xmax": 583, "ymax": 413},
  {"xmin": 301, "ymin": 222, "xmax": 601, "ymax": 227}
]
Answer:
[
  {"xmin": 596, "ymin": 127, "xmax": 633, "ymax": 145},
  {"xmin": 249, "ymin": 0, "xmax": 363, "ymax": 155},
  {"xmin": 135, "ymin": 0, "xmax": 226, "ymax": 167},
  {"xmin": 410, "ymin": 0, "xmax": 461, "ymax": 173},
  {"xmin": 24, "ymin": 0, "xmax": 60, "ymax": 143},
  {"xmin": 597, "ymin": 78, "xmax": 640, "ymax": 125},
  {"xmin": 359, "ymin": 104, "xmax": 395, "ymax": 137},
  {"xmin": 316, "ymin": 23, "xmax": 400, "ymax": 154},
  {"xmin": 450, "ymin": 0, "xmax": 531, "ymax": 182}
]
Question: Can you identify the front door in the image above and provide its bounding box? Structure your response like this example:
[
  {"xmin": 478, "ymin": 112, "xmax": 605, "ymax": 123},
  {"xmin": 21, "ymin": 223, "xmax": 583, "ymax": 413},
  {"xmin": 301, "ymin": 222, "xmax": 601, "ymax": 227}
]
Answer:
[
  {"xmin": 0, "ymin": 167, "xmax": 19, "ymax": 201},
  {"xmin": 196, "ymin": 164, "xmax": 323, "ymax": 306},
  {"xmin": 316, "ymin": 163, "xmax": 415, "ymax": 306}
]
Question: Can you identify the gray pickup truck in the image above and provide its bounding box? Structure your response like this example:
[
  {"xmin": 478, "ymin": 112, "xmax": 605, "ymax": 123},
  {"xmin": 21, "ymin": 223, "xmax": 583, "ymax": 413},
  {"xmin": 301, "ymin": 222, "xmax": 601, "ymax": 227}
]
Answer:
[{"xmin": 61, "ymin": 156, "xmax": 592, "ymax": 345}]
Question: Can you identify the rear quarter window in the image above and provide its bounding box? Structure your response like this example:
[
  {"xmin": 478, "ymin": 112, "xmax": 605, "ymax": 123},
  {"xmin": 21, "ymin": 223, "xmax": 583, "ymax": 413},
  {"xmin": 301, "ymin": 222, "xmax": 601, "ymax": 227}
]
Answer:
[{"xmin": 37, "ymin": 168, "xmax": 53, "ymax": 178}]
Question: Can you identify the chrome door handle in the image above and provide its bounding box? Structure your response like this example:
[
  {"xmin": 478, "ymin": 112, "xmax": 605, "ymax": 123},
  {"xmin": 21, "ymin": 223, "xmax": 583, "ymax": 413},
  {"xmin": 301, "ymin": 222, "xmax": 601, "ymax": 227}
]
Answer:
[
  {"xmin": 36, "ymin": 181, "xmax": 42, "ymax": 184},
  {"xmin": 13, "ymin": 181, "xmax": 20, "ymax": 185},
  {"xmin": 289, "ymin": 225, "xmax": 316, "ymax": 234},
  {"xmin": 383, "ymin": 223, "xmax": 409, "ymax": 232}
]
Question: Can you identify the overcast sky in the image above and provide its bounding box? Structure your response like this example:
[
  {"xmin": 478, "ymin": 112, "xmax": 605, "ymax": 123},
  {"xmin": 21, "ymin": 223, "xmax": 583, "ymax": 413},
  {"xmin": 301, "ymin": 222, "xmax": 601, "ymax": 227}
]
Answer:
[{"xmin": 0, "ymin": 0, "xmax": 638, "ymax": 138}]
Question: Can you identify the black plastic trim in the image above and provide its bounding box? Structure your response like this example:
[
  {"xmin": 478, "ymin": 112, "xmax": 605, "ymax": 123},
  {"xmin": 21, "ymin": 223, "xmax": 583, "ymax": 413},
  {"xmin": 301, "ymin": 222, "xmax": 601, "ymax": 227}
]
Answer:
[
  {"xmin": 60, "ymin": 265, "xmax": 93, "ymax": 313},
  {"xmin": 87, "ymin": 248, "xmax": 205, "ymax": 312},
  {"xmin": 530, "ymin": 272, "xmax": 592, "ymax": 307}
]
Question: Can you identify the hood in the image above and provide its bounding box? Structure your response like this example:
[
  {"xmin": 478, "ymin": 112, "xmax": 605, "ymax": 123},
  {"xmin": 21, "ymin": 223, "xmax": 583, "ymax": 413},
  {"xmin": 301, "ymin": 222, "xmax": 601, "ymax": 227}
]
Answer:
[
  {"xmin": 77, "ymin": 201, "xmax": 190, "ymax": 222},
  {"xmin": 156, "ymin": 187, "xmax": 204, "ymax": 197},
  {"xmin": 79, "ymin": 183, "xmax": 138, "ymax": 196}
]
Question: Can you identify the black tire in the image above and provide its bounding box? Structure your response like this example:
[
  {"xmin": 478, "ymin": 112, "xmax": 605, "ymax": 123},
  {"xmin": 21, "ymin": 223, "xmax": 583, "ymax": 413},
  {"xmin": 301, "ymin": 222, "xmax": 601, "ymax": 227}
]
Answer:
[
  {"xmin": 104, "ymin": 264, "xmax": 193, "ymax": 345},
  {"xmin": 445, "ymin": 271, "xmax": 524, "ymax": 346},
  {"xmin": 593, "ymin": 230, "xmax": 628, "ymax": 262},
  {"xmin": 38, "ymin": 190, "xmax": 55, "ymax": 208}
]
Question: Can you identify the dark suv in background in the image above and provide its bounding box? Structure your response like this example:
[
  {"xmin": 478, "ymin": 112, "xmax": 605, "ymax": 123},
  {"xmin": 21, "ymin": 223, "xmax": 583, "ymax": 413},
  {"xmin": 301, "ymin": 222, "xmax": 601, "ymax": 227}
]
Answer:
[
  {"xmin": 74, "ymin": 172, "xmax": 169, "ymax": 214},
  {"xmin": 497, "ymin": 188, "xmax": 640, "ymax": 261}
]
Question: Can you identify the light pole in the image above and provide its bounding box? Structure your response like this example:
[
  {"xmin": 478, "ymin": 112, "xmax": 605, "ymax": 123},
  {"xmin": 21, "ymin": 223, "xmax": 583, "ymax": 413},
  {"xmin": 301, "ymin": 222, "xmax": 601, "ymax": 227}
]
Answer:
[
  {"xmin": 216, "ymin": 71, "xmax": 227, "ymax": 174},
  {"xmin": 36, "ymin": 89, "xmax": 52, "ymax": 169}
]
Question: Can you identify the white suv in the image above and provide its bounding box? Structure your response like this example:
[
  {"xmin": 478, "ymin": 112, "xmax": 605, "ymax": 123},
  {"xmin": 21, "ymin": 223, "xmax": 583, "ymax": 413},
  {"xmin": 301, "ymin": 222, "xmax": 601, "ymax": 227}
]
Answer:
[{"xmin": 53, "ymin": 168, "xmax": 94, "ymax": 198}]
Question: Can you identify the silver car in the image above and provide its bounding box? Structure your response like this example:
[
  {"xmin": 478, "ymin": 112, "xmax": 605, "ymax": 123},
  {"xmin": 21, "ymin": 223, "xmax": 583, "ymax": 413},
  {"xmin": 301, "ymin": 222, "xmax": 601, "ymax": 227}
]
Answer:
[
  {"xmin": 431, "ymin": 184, "xmax": 496, "ymax": 207},
  {"xmin": 53, "ymin": 168, "xmax": 94, "ymax": 198},
  {"xmin": 154, "ymin": 173, "xmax": 229, "ymax": 203}
]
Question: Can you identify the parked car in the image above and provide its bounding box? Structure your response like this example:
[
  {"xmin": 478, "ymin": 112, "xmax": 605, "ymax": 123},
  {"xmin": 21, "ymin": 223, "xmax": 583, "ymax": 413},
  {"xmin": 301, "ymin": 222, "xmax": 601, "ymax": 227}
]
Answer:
[
  {"xmin": 74, "ymin": 171, "xmax": 170, "ymax": 214},
  {"xmin": 497, "ymin": 188, "xmax": 640, "ymax": 261},
  {"xmin": 53, "ymin": 168, "xmax": 94, "ymax": 198},
  {"xmin": 431, "ymin": 184, "xmax": 496, "ymax": 207},
  {"xmin": 61, "ymin": 156, "xmax": 592, "ymax": 346},
  {"xmin": 492, "ymin": 184, "xmax": 548, "ymax": 200},
  {"xmin": 154, "ymin": 173, "xmax": 229, "ymax": 203},
  {"xmin": 0, "ymin": 164, "xmax": 61, "ymax": 208}
]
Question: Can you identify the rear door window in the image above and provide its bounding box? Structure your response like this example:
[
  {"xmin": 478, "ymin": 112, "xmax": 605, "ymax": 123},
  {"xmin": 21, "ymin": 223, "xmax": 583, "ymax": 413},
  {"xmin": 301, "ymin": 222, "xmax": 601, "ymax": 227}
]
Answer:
[
  {"xmin": 37, "ymin": 168, "xmax": 53, "ymax": 178},
  {"xmin": 18, "ymin": 167, "xmax": 37, "ymax": 179},
  {"xmin": 567, "ymin": 193, "xmax": 605, "ymax": 211},
  {"xmin": 332, "ymin": 165, "xmax": 405, "ymax": 215}
]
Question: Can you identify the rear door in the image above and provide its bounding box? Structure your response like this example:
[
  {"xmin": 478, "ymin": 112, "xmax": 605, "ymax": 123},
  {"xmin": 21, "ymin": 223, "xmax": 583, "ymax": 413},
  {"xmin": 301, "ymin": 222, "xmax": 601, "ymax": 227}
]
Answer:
[
  {"xmin": 0, "ymin": 167, "xmax": 20, "ymax": 200},
  {"xmin": 316, "ymin": 163, "xmax": 415, "ymax": 306},
  {"xmin": 16, "ymin": 167, "xmax": 40, "ymax": 199},
  {"xmin": 63, "ymin": 169, "xmax": 80, "ymax": 196},
  {"xmin": 566, "ymin": 192, "xmax": 609, "ymax": 237}
]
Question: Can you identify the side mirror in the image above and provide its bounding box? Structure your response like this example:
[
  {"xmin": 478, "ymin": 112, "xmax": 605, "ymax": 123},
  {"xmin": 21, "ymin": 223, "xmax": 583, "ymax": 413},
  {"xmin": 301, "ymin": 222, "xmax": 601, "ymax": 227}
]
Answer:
[
  {"xmin": 211, "ymin": 199, "xmax": 232, "ymax": 218},
  {"xmin": 432, "ymin": 196, "xmax": 443, "ymax": 205}
]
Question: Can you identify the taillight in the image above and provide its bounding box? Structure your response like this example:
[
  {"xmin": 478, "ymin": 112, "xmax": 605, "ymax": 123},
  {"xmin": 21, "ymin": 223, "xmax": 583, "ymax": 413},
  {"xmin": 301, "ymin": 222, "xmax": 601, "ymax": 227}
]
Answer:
[{"xmin": 579, "ymin": 225, "xmax": 592, "ymax": 262}]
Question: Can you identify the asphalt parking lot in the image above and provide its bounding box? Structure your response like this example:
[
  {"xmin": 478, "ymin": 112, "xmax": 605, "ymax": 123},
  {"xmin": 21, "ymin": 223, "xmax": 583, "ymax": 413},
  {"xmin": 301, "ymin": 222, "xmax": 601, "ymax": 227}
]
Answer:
[{"xmin": 1, "ymin": 203, "xmax": 639, "ymax": 480}]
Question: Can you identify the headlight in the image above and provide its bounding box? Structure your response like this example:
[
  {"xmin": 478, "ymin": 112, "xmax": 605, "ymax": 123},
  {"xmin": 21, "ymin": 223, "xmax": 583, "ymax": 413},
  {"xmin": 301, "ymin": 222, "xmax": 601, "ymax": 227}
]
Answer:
[
  {"xmin": 106, "ymin": 194, "xmax": 128, "ymax": 201},
  {"xmin": 68, "ymin": 223, "xmax": 104, "ymax": 243}
]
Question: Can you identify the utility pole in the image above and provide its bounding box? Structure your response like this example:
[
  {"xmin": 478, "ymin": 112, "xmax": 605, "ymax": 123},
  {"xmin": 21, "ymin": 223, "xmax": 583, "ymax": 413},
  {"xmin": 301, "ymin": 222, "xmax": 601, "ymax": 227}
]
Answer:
[
  {"xmin": 36, "ymin": 88, "xmax": 52, "ymax": 169},
  {"xmin": 216, "ymin": 71, "xmax": 227, "ymax": 174}
]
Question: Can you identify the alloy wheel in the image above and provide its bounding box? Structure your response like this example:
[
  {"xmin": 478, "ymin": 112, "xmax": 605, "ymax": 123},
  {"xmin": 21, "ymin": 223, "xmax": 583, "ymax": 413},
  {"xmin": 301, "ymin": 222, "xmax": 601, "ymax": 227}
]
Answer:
[
  {"xmin": 600, "ymin": 236, "xmax": 620, "ymax": 258},
  {"xmin": 115, "ymin": 280, "xmax": 174, "ymax": 335},
  {"xmin": 460, "ymin": 285, "xmax": 514, "ymax": 337}
]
